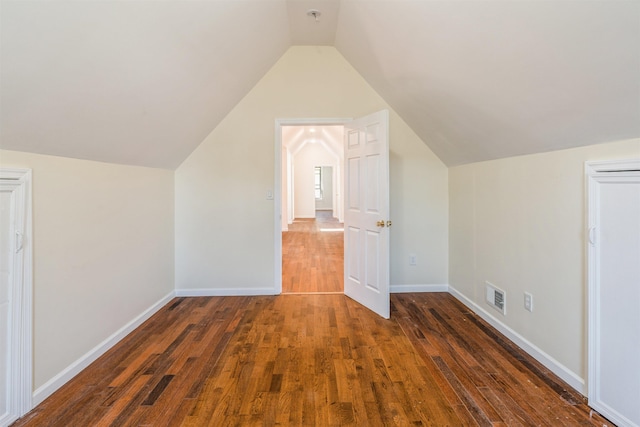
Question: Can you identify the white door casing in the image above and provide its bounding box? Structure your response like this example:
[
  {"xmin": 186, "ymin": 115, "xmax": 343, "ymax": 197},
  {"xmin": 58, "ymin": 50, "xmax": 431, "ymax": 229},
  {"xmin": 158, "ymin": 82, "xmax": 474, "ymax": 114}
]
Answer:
[
  {"xmin": 587, "ymin": 159, "xmax": 640, "ymax": 427},
  {"xmin": 0, "ymin": 168, "xmax": 33, "ymax": 427},
  {"xmin": 343, "ymin": 110, "xmax": 390, "ymax": 319},
  {"xmin": 274, "ymin": 118, "xmax": 349, "ymax": 294}
]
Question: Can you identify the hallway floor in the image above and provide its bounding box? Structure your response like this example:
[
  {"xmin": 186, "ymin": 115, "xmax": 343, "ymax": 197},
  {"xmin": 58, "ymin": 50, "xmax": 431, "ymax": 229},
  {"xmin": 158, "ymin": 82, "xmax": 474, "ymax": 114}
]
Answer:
[{"xmin": 282, "ymin": 211, "xmax": 343, "ymax": 293}]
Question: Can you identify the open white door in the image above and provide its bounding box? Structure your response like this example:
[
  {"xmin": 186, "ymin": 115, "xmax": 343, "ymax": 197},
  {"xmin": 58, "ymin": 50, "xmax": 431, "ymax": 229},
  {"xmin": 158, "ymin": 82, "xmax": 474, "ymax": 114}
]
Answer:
[{"xmin": 343, "ymin": 110, "xmax": 390, "ymax": 318}]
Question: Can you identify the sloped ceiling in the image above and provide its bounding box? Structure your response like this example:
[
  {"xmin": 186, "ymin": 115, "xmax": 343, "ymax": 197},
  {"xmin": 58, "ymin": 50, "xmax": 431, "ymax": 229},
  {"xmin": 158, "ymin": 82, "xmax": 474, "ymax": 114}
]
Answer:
[
  {"xmin": 1, "ymin": 0, "xmax": 638, "ymax": 169},
  {"xmin": 282, "ymin": 125, "xmax": 343, "ymax": 159},
  {"xmin": 336, "ymin": 1, "xmax": 640, "ymax": 165}
]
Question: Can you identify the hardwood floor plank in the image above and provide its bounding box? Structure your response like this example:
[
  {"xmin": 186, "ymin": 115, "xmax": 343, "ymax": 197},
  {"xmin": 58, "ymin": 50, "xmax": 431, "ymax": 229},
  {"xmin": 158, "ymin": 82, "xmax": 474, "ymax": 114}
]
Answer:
[
  {"xmin": 142, "ymin": 375, "xmax": 175, "ymax": 406},
  {"xmin": 282, "ymin": 212, "xmax": 344, "ymax": 294}
]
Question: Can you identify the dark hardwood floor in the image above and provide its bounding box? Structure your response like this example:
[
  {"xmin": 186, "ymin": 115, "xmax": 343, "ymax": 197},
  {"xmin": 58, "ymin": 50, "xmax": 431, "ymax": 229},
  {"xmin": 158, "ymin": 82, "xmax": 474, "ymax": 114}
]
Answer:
[
  {"xmin": 282, "ymin": 211, "xmax": 343, "ymax": 294},
  {"xmin": 13, "ymin": 293, "xmax": 612, "ymax": 426}
]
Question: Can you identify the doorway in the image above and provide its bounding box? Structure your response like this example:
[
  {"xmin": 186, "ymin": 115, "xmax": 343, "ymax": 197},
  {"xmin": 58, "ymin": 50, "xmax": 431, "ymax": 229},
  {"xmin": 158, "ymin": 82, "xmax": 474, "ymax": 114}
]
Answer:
[
  {"xmin": 280, "ymin": 124, "xmax": 345, "ymax": 294},
  {"xmin": 274, "ymin": 111, "xmax": 390, "ymax": 318}
]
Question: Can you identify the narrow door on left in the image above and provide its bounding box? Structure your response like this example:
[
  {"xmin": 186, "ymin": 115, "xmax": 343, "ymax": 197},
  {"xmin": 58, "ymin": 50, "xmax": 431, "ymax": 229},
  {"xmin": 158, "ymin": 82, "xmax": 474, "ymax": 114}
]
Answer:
[
  {"xmin": 0, "ymin": 168, "xmax": 32, "ymax": 427},
  {"xmin": 0, "ymin": 189, "xmax": 14, "ymax": 423}
]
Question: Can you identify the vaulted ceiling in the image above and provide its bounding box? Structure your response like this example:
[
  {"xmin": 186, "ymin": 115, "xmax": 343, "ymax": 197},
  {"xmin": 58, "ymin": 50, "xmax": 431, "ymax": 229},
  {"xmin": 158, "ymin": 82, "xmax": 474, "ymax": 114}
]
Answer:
[
  {"xmin": 1, "ymin": 0, "xmax": 638, "ymax": 169},
  {"xmin": 282, "ymin": 126, "xmax": 343, "ymax": 159}
]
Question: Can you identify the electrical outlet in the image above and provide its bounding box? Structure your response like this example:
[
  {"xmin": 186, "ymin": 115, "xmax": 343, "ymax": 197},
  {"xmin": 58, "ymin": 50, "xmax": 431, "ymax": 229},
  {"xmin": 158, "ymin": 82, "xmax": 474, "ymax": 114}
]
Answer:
[
  {"xmin": 524, "ymin": 292, "xmax": 533, "ymax": 312},
  {"xmin": 409, "ymin": 254, "xmax": 417, "ymax": 266}
]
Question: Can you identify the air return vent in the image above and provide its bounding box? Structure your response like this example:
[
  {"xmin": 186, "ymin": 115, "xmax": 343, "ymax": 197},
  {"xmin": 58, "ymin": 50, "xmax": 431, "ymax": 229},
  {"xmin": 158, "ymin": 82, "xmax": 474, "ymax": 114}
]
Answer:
[{"xmin": 486, "ymin": 282, "xmax": 506, "ymax": 315}]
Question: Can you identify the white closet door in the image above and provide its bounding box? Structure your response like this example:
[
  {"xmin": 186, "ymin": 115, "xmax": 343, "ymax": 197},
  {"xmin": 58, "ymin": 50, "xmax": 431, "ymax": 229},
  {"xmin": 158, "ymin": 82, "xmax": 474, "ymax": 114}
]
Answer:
[
  {"xmin": 588, "ymin": 161, "xmax": 640, "ymax": 427},
  {"xmin": 0, "ymin": 168, "xmax": 32, "ymax": 427},
  {"xmin": 0, "ymin": 190, "xmax": 13, "ymax": 423}
]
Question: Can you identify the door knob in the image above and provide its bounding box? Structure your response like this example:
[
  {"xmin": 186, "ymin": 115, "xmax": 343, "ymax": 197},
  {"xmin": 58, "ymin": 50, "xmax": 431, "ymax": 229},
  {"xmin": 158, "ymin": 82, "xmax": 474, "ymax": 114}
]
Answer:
[
  {"xmin": 376, "ymin": 220, "xmax": 385, "ymax": 227},
  {"xmin": 386, "ymin": 220, "xmax": 392, "ymax": 227}
]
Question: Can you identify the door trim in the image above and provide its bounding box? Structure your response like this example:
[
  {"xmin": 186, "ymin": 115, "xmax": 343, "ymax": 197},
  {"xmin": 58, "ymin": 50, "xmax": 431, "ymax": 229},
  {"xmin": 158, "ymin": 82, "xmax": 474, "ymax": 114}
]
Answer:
[
  {"xmin": 274, "ymin": 118, "xmax": 350, "ymax": 294},
  {"xmin": 0, "ymin": 168, "xmax": 33, "ymax": 425}
]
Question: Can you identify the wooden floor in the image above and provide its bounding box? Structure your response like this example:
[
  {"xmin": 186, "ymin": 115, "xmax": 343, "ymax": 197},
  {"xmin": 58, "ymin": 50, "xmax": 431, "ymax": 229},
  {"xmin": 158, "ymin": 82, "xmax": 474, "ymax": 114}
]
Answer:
[
  {"xmin": 282, "ymin": 211, "xmax": 343, "ymax": 294},
  {"xmin": 13, "ymin": 293, "xmax": 612, "ymax": 426}
]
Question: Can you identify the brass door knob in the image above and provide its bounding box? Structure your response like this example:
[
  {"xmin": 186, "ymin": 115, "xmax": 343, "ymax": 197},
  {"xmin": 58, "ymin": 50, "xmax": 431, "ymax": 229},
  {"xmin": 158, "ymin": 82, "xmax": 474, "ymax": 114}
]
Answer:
[{"xmin": 376, "ymin": 220, "xmax": 385, "ymax": 227}]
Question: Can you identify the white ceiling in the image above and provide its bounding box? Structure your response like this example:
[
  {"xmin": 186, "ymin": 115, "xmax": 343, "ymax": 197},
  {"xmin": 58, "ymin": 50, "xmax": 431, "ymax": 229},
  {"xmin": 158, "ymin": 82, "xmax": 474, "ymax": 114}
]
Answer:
[
  {"xmin": 336, "ymin": 1, "xmax": 640, "ymax": 165},
  {"xmin": 282, "ymin": 125, "xmax": 343, "ymax": 158},
  {"xmin": 1, "ymin": 0, "xmax": 638, "ymax": 169}
]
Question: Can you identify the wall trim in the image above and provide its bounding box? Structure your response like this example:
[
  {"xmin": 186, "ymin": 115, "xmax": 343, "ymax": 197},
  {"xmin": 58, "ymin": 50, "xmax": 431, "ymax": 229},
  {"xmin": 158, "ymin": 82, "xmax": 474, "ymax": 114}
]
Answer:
[
  {"xmin": 391, "ymin": 284, "xmax": 449, "ymax": 293},
  {"xmin": 448, "ymin": 285, "xmax": 586, "ymax": 394},
  {"xmin": 585, "ymin": 158, "xmax": 640, "ymax": 173},
  {"xmin": 32, "ymin": 291, "xmax": 175, "ymax": 406},
  {"xmin": 175, "ymin": 288, "xmax": 278, "ymax": 297}
]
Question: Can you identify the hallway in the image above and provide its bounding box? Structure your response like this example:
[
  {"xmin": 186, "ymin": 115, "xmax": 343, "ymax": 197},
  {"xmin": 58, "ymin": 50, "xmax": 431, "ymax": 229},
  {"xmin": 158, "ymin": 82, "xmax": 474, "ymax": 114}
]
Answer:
[{"xmin": 282, "ymin": 211, "xmax": 343, "ymax": 293}]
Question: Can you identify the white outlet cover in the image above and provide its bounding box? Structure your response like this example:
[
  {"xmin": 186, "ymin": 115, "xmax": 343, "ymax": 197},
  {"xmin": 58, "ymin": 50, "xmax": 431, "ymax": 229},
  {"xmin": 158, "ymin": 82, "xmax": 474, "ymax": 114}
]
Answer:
[{"xmin": 524, "ymin": 292, "xmax": 533, "ymax": 312}]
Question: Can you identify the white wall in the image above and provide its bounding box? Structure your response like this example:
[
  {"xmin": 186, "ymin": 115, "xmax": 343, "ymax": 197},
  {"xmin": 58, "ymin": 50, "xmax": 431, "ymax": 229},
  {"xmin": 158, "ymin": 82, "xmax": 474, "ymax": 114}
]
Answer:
[
  {"xmin": 175, "ymin": 46, "xmax": 449, "ymax": 292},
  {"xmin": 449, "ymin": 138, "xmax": 640, "ymax": 389},
  {"xmin": 294, "ymin": 144, "xmax": 336, "ymax": 218},
  {"xmin": 0, "ymin": 150, "xmax": 175, "ymax": 391}
]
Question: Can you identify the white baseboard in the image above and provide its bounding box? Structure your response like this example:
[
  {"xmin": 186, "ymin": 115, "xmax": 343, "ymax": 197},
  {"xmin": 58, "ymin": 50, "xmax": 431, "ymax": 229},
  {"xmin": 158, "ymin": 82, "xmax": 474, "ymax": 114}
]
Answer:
[
  {"xmin": 0, "ymin": 413, "xmax": 19, "ymax": 427},
  {"xmin": 32, "ymin": 291, "xmax": 175, "ymax": 407},
  {"xmin": 447, "ymin": 285, "xmax": 586, "ymax": 395},
  {"xmin": 391, "ymin": 284, "xmax": 449, "ymax": 293},
  {"xmin": 175, "ymin": 287, "xmax": 278, "ymax": 297}
]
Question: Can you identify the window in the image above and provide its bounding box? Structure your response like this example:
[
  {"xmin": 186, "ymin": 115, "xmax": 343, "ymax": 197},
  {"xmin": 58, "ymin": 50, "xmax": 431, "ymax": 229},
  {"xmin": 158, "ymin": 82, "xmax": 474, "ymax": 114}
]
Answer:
[{"xmin": 314, "ymin": 166, "xmax": 323, "ymax": 200}]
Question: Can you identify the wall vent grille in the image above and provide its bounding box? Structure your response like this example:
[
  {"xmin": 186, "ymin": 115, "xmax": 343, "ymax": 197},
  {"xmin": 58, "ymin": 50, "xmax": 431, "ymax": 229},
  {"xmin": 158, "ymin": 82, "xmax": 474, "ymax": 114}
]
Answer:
[{"xmin": 486, "ymin": 282, "xmax": 506, "ymax": 315}]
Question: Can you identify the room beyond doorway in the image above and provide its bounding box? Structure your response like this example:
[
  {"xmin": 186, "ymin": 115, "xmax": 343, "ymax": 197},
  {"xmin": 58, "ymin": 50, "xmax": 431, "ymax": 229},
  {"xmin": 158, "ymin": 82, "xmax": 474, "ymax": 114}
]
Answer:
[
  {"xmin": 279, "ymin": 121, "xmax": 346, "ymax": 294},
  {"xmin": 282, "ymin": 210, "xmax": 344, "ymax": 294}
]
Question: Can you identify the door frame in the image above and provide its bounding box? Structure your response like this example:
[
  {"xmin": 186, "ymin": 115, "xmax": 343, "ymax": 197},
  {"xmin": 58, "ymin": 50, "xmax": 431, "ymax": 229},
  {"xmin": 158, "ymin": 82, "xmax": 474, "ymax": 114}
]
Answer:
[
  {"xmin": 274, "ymin": 118, "xmax": 350, "ymax": 294},
  {"xmin": 586, "ymin": 158, "xmax": 640, "ymax": 427},
  {"xmin": 0, "ymin": 168, "xmax": 33, "ymax": 425}
]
